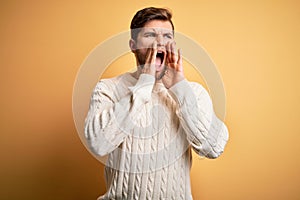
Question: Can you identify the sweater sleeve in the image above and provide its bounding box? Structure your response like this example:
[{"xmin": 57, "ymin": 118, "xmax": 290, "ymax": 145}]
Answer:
[
  {"xmin": 168, "ymin": 79, "xmax": 229, "ymax": 159},
  {"xmin": 84, "ymin": 74, "xmax": 155, "ymax": 156}
]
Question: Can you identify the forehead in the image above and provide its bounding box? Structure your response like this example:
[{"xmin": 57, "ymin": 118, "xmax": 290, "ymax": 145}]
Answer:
[{"xmin": 142, "ymin": 20, "xmax": 173, "ymax": 33}]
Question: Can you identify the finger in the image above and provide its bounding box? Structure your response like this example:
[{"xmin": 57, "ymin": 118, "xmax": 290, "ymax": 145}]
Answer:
[
  {"xmin": 162, "ymin": 49, "xmax": 167, "ymax": 66},
  {"xmin": 145, "ymin": 41, "xmax": 157, "ymax": 64},
  {"xmin": 151, "ymin": 41, "xmax": 157, "ymax": 64},
  {"xmin": 177, "ymin": 48, "xmax": 183, "ymax": 72},
  {"xmin": 171, "ymin": 42, "xmax": 177, "ymax": 63},
  {"xmin": 145, "ymin": 46, "xmax": 154, "ymax": 64},
  {"xmin": 166, "ymin": 42, "xmax": 172, "ymax": 64}
]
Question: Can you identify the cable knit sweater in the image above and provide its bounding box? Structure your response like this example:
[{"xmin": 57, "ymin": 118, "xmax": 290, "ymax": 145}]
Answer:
[{"xmin": 84, "ymin": 72, "xmax": 229, "ymax": 200}]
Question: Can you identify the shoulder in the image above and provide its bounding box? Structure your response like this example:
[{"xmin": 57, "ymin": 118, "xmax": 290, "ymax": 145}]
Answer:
[
  {"xmin": 186, "ymin": 81, "xmax": 213, "ymax": 105},
  {"xmin": 187, "ymin": 81, "xmax": 207, "ymax": 94},
  {"xmin": 95, "ymin": 73, "xmax": 131, "ymax": 90},
  {"xmin": 93, "ymin": 73, "xmax": 134, "ymax": 100}
]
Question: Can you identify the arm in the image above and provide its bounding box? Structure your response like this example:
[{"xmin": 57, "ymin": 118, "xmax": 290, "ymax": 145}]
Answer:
[
  {"xmin": 85, "ymin": 40, "xmax": 159, "ymax": 156},
  {"xmin": 168, "ymin": 80, "xmax": 229, "ymax": 159},
  {"xmin": 84, "ymin": 74, "xmax": 155, "ymax": 156}
]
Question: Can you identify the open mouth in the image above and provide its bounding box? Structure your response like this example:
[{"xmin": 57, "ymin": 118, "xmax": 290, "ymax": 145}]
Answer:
[{"xmin": 155, "ymin": 51, "xmax": 165, "ymax": 66}]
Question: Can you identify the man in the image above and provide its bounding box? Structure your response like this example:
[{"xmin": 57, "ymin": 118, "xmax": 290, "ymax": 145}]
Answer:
[{"xmin": 84, "ymin": 7, "xmax": 229, "ymax": 200}]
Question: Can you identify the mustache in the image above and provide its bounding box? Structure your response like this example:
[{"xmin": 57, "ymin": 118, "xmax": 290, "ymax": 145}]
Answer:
[{"xmin": 135, "ymin": 48, "xmax": 167, "ymax": 64}]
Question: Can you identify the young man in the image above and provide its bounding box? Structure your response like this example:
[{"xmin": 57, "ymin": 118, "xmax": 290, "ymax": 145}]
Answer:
[{"xmin": 84, "ymin": 7, "xmax": 229, "ymax": 200}]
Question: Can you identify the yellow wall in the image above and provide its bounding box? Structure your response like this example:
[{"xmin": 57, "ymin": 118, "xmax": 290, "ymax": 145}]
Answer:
[{"xmin": 1, "ymin": 1, "xmax": 300, "ymax": 199}]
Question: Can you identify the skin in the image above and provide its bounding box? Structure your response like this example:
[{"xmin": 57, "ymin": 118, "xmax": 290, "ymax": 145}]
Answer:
[{"xmin": 129, "ymin": 20, "xmax": 184, "ymax": 89}]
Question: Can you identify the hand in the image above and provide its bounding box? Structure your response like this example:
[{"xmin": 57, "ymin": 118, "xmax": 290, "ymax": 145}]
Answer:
[
  {"xmin": 141, "ymin": 41, "xmax": 157, "ymax": 77},
  {"xmin": 162, "ymin": 41, "xmax": 184, "ymax": 89}
]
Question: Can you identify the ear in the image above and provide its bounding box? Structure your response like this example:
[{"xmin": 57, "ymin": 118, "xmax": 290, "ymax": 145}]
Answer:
[{"xmin": 129, "ymin": 39, "xmax": 137, "ymax": 53}]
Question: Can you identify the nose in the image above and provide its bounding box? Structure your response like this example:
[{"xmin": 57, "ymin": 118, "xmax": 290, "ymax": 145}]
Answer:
[{"xmin": 156, "ymin": 34, "xmax": 164, "ymax": 46}]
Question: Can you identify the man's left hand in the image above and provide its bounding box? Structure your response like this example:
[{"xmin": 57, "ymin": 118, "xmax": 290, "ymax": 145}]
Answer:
[{"xmin": 162, "ymin": 41, "xmax": 185, "ymax": 89}]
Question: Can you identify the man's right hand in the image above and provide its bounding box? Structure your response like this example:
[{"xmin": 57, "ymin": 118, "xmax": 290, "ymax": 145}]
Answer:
[{"xmin": 141, "ymin": 41, "xmax": 157, "ymax": 77}]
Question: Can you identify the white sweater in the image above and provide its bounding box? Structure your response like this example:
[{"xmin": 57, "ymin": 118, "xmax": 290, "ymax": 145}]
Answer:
[{"xmin": 84, "ymin": 73, "xmax": 229, "ymax": 200}]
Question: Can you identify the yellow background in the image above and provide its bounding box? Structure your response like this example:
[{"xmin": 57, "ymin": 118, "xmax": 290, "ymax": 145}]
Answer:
[{"xmin": 1, "ymin": 0, "xmax": 300, "ymax": 199}]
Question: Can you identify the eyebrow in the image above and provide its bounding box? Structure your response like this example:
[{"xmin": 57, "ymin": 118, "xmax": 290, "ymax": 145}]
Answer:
[{"xmin": 143, "ymin": 28, "xmax": 173, "ymax": 35}]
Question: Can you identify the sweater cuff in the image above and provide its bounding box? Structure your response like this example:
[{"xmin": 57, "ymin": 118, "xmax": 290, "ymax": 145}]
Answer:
[
  {"xmin": 129, "ymin": 74, "xmax": 155, "ymax": 103},
  {"xmin": 168, "ymin": 79, "xmax": 196, "ymax": 106}
]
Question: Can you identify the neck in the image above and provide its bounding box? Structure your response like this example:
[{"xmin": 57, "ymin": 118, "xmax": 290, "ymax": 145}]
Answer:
[{"xmin": 131, "ymin": 70, "xmax": 162, "ymax": 83}]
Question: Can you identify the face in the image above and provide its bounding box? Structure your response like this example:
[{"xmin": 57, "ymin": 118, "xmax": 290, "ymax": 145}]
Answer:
[{"xmin": 131, "ymin": 20, "xmax": 174, "ymax": 80}]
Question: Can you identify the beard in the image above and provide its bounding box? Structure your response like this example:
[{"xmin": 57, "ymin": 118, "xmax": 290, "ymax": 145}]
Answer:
[{"xmin": 135, "ymin": 49, "xmax": 166, "ymax": 80}]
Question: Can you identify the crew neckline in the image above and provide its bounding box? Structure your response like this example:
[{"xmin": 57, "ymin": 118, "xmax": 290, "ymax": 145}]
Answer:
[{"xmin": 125, "ymin": 72, "xmax": 165, "ymax": 90}]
